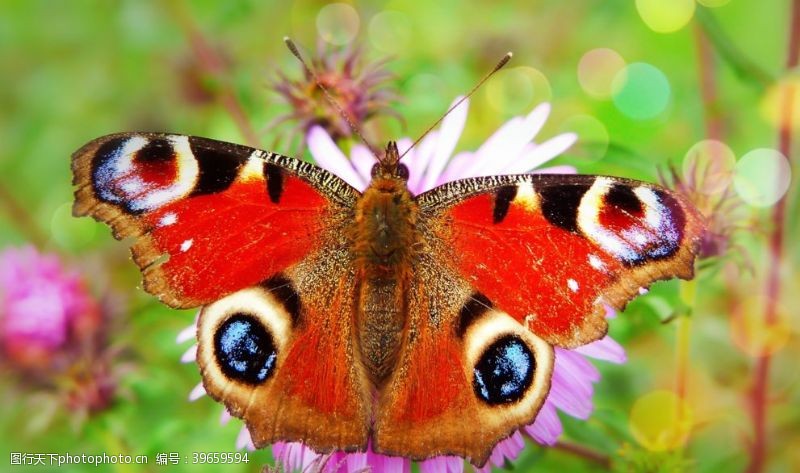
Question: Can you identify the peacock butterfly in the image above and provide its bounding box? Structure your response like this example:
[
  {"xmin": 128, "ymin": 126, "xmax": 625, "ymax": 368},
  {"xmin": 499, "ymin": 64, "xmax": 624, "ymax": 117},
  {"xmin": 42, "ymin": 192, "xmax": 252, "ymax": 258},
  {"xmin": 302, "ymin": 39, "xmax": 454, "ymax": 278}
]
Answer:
[{"xmin": 71, "ymin": 131, "xmax": 703, "ymax": 466}]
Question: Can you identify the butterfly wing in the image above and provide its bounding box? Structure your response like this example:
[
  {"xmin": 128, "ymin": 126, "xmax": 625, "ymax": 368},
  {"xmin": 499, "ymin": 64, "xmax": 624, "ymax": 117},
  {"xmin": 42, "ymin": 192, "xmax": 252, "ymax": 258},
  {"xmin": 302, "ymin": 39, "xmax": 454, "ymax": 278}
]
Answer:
[
  {"xmin": 195, "ymin": 246, "xmax": 372, "ymax": 452},
  {"xmin": 73, "ymin": 133, "xmax": 371, "ymax": 450},
  {"xmin": 72, "ymin": 132, "xmax": 358, "ymax": 308},
  {"xmin": 374, "ymin": 174, "xmax": 703, "ymax": 465},
  {"xmin": 415, "ymin": 174, "xmax": 703, "ymax": 348}
]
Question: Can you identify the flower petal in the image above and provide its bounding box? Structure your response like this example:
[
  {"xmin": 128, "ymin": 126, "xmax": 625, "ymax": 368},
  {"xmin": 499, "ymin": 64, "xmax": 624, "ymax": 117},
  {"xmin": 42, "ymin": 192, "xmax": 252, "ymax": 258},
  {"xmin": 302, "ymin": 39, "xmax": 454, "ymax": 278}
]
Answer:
[
  {"xmin": 531, "ymin": 165, "xmax": 577, "ymax": 175},
  {"xmin": 575, "ymin": 335, "xmax": 627, "ymax": 364},
  {"xmin": 419, "ymin": 455, "xmax": 464, "ymax": 473},
  {"xmin": 236, "ymin": 426, "xmax": 256, "ymax": 451},
  {"xmin": 307, "ymin": 126, "xmax": 366, "ymax": 189},
  {"xmin": 219, "ymin": 409, "xmax": 232, "ymax": 425},
  {"xmin": 175, "ymin": 323, "xmax": 196, "ymax": 344},
  {"xmin": 475, "ymin": 103, "xmax": 553, "ymax": 175},
  {"xmin": 408, "ymin": 131, "xmax": 441, "ymax": 193},
  {"xmin": 476, "ymin": 431, "xmax": 525, "ymax": 473},
  {"xmin": 420, "ymin": 97, "xmax": 469, "ymax": 190},
  {"xmin": 525, "ymin": 401, "xmax": 562, "ymax": 445},
  {"xmin": 188, "ymin": 382, "xmax": 206, "ymax": 401},
  {"xmin": 180, "ymin": 344, "xmax": 197, "ymax": 363},
  {"xmin": 350, "ymin": 144, "xmax": 378, "ymax": 191},
  {"xmin": 507, "ymin": 132, "xmax": 578, "ymax": 174},
  {"xmin": 467, "ymin": 117, "xmax": 524, "ymax": 177}
]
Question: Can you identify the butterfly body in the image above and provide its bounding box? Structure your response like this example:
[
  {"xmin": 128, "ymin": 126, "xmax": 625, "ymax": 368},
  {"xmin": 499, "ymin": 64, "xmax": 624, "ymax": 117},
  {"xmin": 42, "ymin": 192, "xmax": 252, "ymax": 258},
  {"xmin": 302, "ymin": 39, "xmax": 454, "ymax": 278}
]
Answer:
[
  {"xmin": 353, "ymin": 141, "xmax": 419, "ymax": 384},
  {"xmin": 72, "ymin": 132, "xmax": 704, "ymax": 466}
]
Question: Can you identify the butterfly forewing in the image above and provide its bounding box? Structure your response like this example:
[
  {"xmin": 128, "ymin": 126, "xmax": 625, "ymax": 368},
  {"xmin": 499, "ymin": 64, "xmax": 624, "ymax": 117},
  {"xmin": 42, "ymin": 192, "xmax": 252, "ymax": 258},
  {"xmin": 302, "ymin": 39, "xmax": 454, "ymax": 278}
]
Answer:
[
  {"xmin": 415, "ymin": 173, "xmax": 703, "ymax": 348},
  {"xmin": 72, "ymin": 132, "xmax": 359, "ymax": 308}
]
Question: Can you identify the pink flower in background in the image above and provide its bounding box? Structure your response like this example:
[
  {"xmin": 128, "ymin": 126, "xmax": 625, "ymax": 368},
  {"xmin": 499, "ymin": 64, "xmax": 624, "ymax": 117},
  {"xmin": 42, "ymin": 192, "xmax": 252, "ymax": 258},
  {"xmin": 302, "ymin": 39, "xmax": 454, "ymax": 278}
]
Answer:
[
  {"xmin": 0, "ymin": 246, "xmax": 100, "ymax": 370},
  {"xmin": 178, "ymin": 98, "xmax": 627, "ymax": 471}
]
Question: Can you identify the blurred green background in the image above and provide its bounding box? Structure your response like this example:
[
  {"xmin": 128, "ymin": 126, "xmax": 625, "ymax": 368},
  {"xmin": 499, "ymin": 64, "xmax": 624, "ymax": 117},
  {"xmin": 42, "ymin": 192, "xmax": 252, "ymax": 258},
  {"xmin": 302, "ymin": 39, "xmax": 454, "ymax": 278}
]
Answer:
[{"xmin": 0, "ymin": 0, "xmax": 797, "ymax": 472}]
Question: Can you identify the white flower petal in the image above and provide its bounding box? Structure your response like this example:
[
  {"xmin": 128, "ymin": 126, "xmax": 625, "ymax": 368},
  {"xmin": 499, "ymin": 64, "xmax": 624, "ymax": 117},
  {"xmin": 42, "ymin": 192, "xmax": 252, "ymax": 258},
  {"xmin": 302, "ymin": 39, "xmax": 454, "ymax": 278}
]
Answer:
[
  {"xmin": 420, "ymin": 97, "xmax": 469, "ymax": 190},
  {"xmin": 532, "ymin": 165, "xmax": 578, "ymax": 175},
  {"xmin": 220, "ymin": 409, "xmax": 232, "ymax": 425},
  {"xmin": 350, "ymin": 144, "xmax": 378, "ymax": 191},
  {"xmin": 188, "ymin": 382, "xmax": 206, "ymax": 401},
  {"xmin": 508, "ymin": 132, "xmax": 578, "ymax": 174},
  {"xmin": 575, "ymin": 335, "xmax": 627, "ymax": 363},
  {"xmin": 236, "ymin": 426, "xmax": 256, "ymax": 451},
  {"xmin": 467, "ymin": 117, "xmax": 524, "ymax": 177},
  {"xmin": 180, "ymin": 344, "xmax": 197, "ymax": 363},
  {"xmin": 435, "ymin": 151, "xmax": 473, "ymax": 185},
  {"xmin": 476, "ymin": 103, "xmax": 553, "ymax": 175},
  {"xmin": 408, "ymin": 131, "xmax": 440, "ymax": 193},
  {"xmin": 307, "ymin": 126, "xmax": 366, "ymax": 189},
  {"xmin": 175, "ymin": 324, "xmax": 195, "ymax": 344}
]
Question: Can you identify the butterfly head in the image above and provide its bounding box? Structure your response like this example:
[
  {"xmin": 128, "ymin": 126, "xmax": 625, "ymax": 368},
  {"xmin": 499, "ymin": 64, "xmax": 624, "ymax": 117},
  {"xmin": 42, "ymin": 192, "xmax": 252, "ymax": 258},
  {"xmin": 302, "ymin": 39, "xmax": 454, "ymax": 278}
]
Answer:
[{"xmin": 370, "ymin": 141, "xmax": 409, "ymax": 184}]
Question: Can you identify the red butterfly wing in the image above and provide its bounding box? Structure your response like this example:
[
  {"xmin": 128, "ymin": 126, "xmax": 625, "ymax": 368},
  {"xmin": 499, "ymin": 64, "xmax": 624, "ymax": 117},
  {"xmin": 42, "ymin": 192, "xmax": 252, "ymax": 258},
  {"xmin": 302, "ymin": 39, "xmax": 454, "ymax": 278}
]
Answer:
[
  {"xmin": 72, "ymin": 133, "xmax": 359, "ymax": 308},
  {"xmin": 74, "ymin": 133, "xmax": 372, "ymax": 450},
  {"xmin": 416, "ymin": 174, "xmax": 703, "ymax": 347}
]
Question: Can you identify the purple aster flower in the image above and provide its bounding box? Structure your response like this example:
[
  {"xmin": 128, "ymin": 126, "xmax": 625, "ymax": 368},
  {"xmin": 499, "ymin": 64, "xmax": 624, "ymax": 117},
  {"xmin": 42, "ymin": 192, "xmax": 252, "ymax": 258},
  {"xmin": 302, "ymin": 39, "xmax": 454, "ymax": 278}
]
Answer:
[
  {"xmin": 0, "ymin": 246, "xmax": 100, "ymax": 371},
  {"xmin": 271, "ymin": 42, "xmax": 399, "ymax": 147},
  {"xmin": 177, "ymin": 98, "xmax": 626, "ymax": 471}
]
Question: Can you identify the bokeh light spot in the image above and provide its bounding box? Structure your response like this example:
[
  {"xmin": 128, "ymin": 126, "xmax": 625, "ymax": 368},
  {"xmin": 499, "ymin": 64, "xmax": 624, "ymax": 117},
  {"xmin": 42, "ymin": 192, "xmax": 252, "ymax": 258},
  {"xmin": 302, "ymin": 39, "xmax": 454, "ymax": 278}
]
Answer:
[
  {"xmin": 485, "ymin": 67, "xmax": 551, "ymax": 116},
  {"xmin": 316, "ymin": 3, "xmax": 360, "ymax": 45},
  {"xmin": 682, "ymin": 140, "xmax": 736, "ymax": 195},
  {"xmin": 733, "ymin": 148, "xmax": 792, "ymax": 207},
  {"xmin": 51, "ymin": 202, "xmax": 96, "ymax": 249},
  {"xmin": 612, "ymin": 62, "xmax": 671, "ymax": 120},
  {"xmin": 560, "ymin": 114, "xmax": 609, "ymax": 163},
  {"xmin": 368, "ymin": 10, "xmax": 412, "ymax": 54},
  {"xmin": 759, "ymin": 76, "xmax": 800, "ymax": 131},
  {"xmin": 630, "ymin": 390, "xmax": 693, "ymax": 451},
  {"xmin": 578, "ymin": 48, "xmax": 626, "ymax": 99},
  {"xmin": 635, "ymin": 0, "xmax": 695, "ymax": 33},
  {"xmin": 730, "ymin": 296, "xmax": 791, "ymax": 357}
]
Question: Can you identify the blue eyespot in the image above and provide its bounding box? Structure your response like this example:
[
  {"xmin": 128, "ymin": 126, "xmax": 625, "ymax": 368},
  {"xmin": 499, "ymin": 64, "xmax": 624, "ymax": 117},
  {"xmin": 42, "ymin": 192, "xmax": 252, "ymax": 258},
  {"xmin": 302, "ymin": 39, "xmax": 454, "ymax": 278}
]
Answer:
[
  {"xmin": 473, "ymin": 335, "xmax": 535, "ymax": 405},
  {"xmin": 214, "ymin": 314, "xmax": 277, "ymax": 385}
]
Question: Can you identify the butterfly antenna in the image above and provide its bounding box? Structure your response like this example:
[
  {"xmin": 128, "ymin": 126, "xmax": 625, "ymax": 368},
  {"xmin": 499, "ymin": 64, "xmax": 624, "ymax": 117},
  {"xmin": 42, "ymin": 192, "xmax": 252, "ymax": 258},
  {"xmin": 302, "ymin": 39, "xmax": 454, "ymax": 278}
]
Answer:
[
  {"xmin": 398, "ymin": 52, "xmax": 513, "ymax": 160},
  {"xmin": 284, "ymin": 37, "xmax": 381, "ymax": 160}
]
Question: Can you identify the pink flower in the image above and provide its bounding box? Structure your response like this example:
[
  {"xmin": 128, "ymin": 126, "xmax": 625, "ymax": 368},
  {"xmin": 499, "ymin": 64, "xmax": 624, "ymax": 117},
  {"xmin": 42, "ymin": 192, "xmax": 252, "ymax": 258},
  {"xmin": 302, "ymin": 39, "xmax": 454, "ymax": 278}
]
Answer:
[
  {"xmin": 178, "ymin": 98, "xmax": 627, "ymax": 471},
  {"xmin": 0, "ymin": 246, "xmax": 100, "ymax": 370}
]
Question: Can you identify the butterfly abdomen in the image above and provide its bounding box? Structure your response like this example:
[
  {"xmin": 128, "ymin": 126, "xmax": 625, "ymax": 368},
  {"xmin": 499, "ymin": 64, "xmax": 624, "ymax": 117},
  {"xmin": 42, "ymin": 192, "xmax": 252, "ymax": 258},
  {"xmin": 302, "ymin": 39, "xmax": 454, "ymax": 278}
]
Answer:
[{"xmin": 353, "ymin": 177, "xmax": 419, "ymax": 385}]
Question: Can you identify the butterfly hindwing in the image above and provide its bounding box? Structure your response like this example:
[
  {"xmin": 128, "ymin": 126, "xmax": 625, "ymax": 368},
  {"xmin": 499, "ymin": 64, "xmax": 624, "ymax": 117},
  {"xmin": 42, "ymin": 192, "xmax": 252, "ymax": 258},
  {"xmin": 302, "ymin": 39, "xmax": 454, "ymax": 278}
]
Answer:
[
  {"xmin": 416, "ymin": 174, "xmax": 703, "ymax": 348},
  {"xmin": 196, "ymin": 247, "xmax": 372, "ymax": 452},
  {"xmin": 72, "ymin": 132, "xmax": 359, "ymax": 308},
  {"xmin": 373, "ymin": 252, "xmax": 554, "ymax": 465}
]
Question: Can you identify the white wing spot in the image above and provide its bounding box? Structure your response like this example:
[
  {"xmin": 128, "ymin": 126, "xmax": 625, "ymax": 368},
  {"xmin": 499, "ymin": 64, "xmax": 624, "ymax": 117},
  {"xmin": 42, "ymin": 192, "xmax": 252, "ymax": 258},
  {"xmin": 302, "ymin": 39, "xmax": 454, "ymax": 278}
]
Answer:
[
  {"xmin": 159, "ymin": 212, "xmax": 178, "ymax": 227},
  {"xmin": 567, "ymin": 278, "xmax": 579, "ymax": 292},
  {"xmin": 180, "ymin": 239, "xmax": 193, "ymax": 252},
  {"xmin": 588, "ymin": 254, "xmax": 605, "ymax": 271}
]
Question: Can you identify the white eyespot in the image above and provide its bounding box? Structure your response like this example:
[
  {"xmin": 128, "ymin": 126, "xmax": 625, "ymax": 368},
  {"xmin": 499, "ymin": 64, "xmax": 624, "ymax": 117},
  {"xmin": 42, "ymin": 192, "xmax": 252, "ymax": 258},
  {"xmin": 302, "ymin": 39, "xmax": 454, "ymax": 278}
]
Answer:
[
  {"xmin": 567, "ymin": 279, "xmax": 579, "ymax": 292},
  {"xmin": 588, "ymin": 254, "xmax": 605, "ymax": 271},
  {"xmin": 180, "ymin": 239, "xmax": 193, "ymax": 252},
  {"xmin": 159, "ymin": 212, "xmax": 178, "ymax": 227}
]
